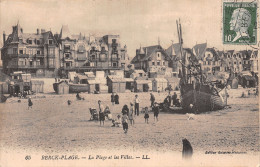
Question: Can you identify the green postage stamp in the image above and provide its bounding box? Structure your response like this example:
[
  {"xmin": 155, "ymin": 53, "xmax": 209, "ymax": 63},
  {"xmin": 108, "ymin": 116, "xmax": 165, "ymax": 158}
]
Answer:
[{"xmin": 223, "ymin": 1, "xmax": 257, "ymax": 44}]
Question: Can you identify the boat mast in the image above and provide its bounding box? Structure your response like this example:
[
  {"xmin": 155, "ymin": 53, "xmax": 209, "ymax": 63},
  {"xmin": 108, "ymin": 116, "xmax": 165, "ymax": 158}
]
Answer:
[{"xmin": 176, "ymin": 19, "xmax": 187, "ymax": 84}]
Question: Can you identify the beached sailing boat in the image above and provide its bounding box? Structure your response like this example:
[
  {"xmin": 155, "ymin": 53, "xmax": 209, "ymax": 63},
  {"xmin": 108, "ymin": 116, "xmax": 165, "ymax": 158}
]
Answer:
[{"xmin": 176, "ymin": 20, "xmax": 227, "ymax": 113}]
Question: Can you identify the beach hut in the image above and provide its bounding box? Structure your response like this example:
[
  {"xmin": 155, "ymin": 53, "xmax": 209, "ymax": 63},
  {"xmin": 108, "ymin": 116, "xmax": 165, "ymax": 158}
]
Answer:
[
  {"xmin": 0, "ymin": 82, "xmax": 9, "ymax": 94},
  {"xmin": 57, "ymin": 81, "xmax": 69, "ymax": 94},
  {"xmin": 241, "ymin": 75, "xmax": 256, "ymax": 88},
  {"xmin": 107, "ymin": 76, "xmax": 126, "ymax": 93},
  {"xmin": 125, "ymin": 78, "xmax": 134, "ymax": 91},
  {"xmin": 31, "ymin": 80, "xmax": 44, "ymax": 93},
  {"xmin": 68, "ymin": 72, "xmax": 77, "ymax": 81},
  {"xmin": 152, "ymin": 78, "xmax": 168, "ymax": 92},
  {"xmin": 87, "ymin": 79, "xmax": 98, "ymax": 93},
  {"xmin": 134, "ymin": 79, "xmax": 152, "ymax": 92},
  {"xmin": 227, "ymin": 76, "xmax": 238, "ymax": 89},
  {"xmin": 84, "ymin": 72, "xmax": 96, "ymax": 80},
  {"xmin": 166, "ymin": 77, "xmax": 180, "ymax": 90},
  {"xmin": 74, "ymin": 74, "xmax": 88, "ymax": 84}
]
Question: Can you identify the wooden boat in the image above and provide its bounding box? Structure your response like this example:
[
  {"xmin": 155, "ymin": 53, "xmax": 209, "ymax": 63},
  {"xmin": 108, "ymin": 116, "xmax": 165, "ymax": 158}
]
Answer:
[
  {"xmin": 176, "ymin": 20, "xmax": 227, "ymax": 113},
  {"xmin": 68, "ymin": 83, "xmax": 88, "ymax": 93},
  {"xmin": 53, "ymin": 82, "xmax": 88, "ymax": 93}
]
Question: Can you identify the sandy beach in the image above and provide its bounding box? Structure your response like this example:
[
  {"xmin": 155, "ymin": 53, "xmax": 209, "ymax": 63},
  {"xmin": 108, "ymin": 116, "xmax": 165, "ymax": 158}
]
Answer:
[{"xmin": 0, "ymin": 85, "xmax": 259, "ymax": 166}]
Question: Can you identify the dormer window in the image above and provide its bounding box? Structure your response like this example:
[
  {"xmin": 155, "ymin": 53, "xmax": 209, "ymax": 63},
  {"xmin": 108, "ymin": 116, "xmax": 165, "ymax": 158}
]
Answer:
[
  {"xmin": 49, "ymin": 40, "xmax": 53, "ymax": 45},
  {"xmin": 19, "ymin": 49, "xmax": 23, "ymax": 54},
  {"xmin": 28, "ymin": 40, "xmax": 32, "ymax": 44},
  {"xmin": 36, "ymin": 40, "xmax": 40, "ymax": 45},
  {"xmin": 37, "ymin": 50, "xmax": 41, "ymax": 55}
]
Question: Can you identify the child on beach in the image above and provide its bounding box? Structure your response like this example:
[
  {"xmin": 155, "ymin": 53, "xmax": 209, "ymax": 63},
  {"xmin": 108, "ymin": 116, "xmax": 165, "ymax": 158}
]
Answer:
[
  {"xmin": 144, "ymin": 107, "xmax": 149, "ymax": 124},
  {"xmin": 128, "ymin": 103, "xmax": 134, "ymax": 125},
  {"xmin": 121, "ymin": 112, "xmax": 129, "ymax": 133},
  {"xmin": 153, "ymin": 102, "xmax": 159, "ymax": 122},
  {"xmin": 28, "ymin": 97, "xmax": 33, "ymax": 110}
]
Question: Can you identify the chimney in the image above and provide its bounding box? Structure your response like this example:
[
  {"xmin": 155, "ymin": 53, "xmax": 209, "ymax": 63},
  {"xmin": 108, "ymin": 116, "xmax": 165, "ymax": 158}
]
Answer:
[
  {"xmin": 12, "ymin": 26, "xmax": 16, "ymax": 32},
  {"xmin": 21, "ymin": 28, "xmax": 23, "ymax": 33},
  {"xmin": 3, "ymin": 31, "xmax": 6, "ymax": 45},
  {"xmin": 37, "ymin": 28, "xmax": 39, "ymax": 34},
  {"xmin": 41, "ymin": 29, "xmax": 45, "ymax": 33}
]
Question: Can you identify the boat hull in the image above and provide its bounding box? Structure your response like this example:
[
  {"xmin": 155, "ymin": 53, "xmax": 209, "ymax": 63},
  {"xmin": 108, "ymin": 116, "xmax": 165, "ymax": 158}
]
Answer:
[
  {"xmin": 181, "ymin": 89, "xmax": 226, "ymax": 113},
  {"xmin": 69, "ymin": 84, "xmax": 88, "ymax": 93}
]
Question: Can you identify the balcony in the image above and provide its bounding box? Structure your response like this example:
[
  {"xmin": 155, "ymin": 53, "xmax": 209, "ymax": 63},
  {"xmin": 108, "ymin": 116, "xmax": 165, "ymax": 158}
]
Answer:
[
  {"xmin": 8, "ymin": 64, "xmax": 45, "ymax": 69},
  {"xmin": 8, "ymin": 54, "xmax": 30, "ymax": 58},
  {"xmin": 111, "ymin": 57, "xmax": 120, "ymax": 61},
  {"xmin": 35, "ymin": 54, "xmax": 44, "ymax": 57}
]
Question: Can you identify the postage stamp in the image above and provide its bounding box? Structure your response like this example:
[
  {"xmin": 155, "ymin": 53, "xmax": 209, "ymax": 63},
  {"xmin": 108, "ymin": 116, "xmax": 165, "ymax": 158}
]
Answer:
[{"xmin": 223, "ymin": 1, "xmax": 257, "ymax": 44}]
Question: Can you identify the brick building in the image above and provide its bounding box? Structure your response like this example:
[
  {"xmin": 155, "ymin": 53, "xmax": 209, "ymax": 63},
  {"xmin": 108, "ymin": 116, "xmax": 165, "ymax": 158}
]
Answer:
[{"xmin": 1, "ymin": 23, "xmax": 59, "ymax": 77}]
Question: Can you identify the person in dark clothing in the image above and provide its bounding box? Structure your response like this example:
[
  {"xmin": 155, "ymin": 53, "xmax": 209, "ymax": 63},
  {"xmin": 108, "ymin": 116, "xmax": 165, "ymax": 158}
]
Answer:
[
  {"xmin": 182, "ymin": 138, "xmax": 193, "ymax": 159},
  {"xmin": 28, "ymin": 97, "xmax": 33, "ymax": 110},
  {"xmin": 167, "ymin": 94, "xmax": 172, "ymax": 107},
  {"xmin": 172, "ymin": 92, "xmax": 177, "ymax": 106},
  {"xmin": 111, "ymin": 93, "xmax": 115, "ymax": 105},
  {"xmin": 150, "ymin": 93, "xmax": 155, "ymax": 107},
  {"xmin": 115, "ymin": 93, "xmax": 119, "ymax": 104},
  {"xmin": 134, "ymin": 95, "xmax": 140, "ymax": 116},
  {"xmin": 121, "ymin": 104, "xmax": 129, "ymax": 116},
  {"xmin": 153, "ymin": 102, "xmax": 160, "ymax": 122}
]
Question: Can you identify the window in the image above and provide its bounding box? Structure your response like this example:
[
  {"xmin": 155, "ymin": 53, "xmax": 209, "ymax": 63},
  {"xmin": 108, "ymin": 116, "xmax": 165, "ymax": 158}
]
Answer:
[
  {"xmin": 66, "ymin": 62, "xmax": 70, "ymax": 67},
  {"xmin": 37, "ymin": 50, "xmax": 41, "ymax": 55},
  {"xmin": 158, "ymin": 53, "xmax": 160, "ymax": 57},
  {"xmin": 152, "ymin": 62, "xmax": 155, "ymax": 65},
  {"xmin": 208, "ymin": 61, "xmax": 211, "ymax": 65},
  {"xmin": 139, "ymin": 73, "xmax": 143, "ymax": 77},
  {"xmin": 157, "ymin": 61, "xmax": 160, "ymax": 65},
  {"xmin": 36, "ymin": 60, "xmax": 40, "ymax": 66},
  {"xmin": 163, "ymin": 61, "xmax": 165, "ymax": 65},
  {"xmin": 29, "ymin": 49, "xmax": 33, "ymax": 55},
  {"xmin": 37, "ymin": 40, "xmax": 40, "ymax": 45},
  {"xmin": 64, "ymin": 45, "xmax": 70, "ymax": 50},
  {"xmin": 112, "ymin": 62, "xmax": 117, "ymax": 67},
  {"xmin": 234, "ymin": 62, "xmax": 236, "ymax": 64},
  {"xmin": 49, "ymin": 40, "xmax": 53, "ymax": 45},
  {"xmin": 19, "ymin": 49, "xmax": 23, "ymax": 54},
  {"xmin": 65, "ymin": 54, "xmax": 70, "ymax": 59},
  {"xmin": 48, "ymin": 48, "xmax": 55, "ymax": 55},
  {"xmin": 240, "ymin": 62, "xmax": 242, "ymax": 64},
  {"xmin": 213, "ymin": 61, "xmax": 215, "ymax": 65},
  {"xmin": 30, "ymin": 60, "xmax": 33, "ymax": 66},
  {"xmin": 112, "ymin": 39, "xmax": 116, "ymax": 43},
  {"xmin": 13, "ymin": 48, "xmax": 18, "ymax": 54},
  {"xmin": 91, "ymin": 55, "xmax": 95, "ymax": 60},
  {"xmin": 49, "ymin": 59, "xmax": 54, "ymax": 67},
  {"xmin": 28, "ymin": 40, "xmax": 32, "ymax": 44}
]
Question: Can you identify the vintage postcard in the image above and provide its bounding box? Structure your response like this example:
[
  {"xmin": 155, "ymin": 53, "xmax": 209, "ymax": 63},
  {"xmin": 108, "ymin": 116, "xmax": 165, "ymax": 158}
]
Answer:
[{"xmin": 0, "ymin": 0, "xmax": 259, "ymax": 166}]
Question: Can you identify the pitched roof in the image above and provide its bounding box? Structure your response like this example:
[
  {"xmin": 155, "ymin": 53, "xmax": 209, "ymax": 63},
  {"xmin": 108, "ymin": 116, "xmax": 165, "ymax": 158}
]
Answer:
[
  {"xmin": 206, "ymin": 48, "xmax": 220, "ymax": 60},
  {"xmin": 59, "ymin": 25, "xmax": 73, "ymax": 40},
  {"xmin": 192, "ymin": 43, "xmax": 207, "ymax": 60}
]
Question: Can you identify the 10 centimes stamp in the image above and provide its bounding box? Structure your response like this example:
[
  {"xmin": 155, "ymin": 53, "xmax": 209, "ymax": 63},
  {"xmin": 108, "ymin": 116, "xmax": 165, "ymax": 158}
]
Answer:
[{"xmin": 223, "ymin": 1, "xmax": 257, "ymax": 44}]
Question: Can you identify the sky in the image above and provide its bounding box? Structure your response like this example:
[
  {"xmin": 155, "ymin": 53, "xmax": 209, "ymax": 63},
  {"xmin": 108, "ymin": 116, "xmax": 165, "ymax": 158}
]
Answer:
[{"xmin": 0, "ymin": 0, "xmax": 259, "ymax": 58}]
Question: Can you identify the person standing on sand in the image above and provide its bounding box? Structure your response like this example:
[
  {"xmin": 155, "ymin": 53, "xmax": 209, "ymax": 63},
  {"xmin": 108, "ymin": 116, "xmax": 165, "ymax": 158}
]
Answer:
[
  {"xmin": 134, "ymin": 95, "xmax": 140, "ymax": 116},
  {"xmin": 111, "ymin": 93, "xmax": 115, "ymax": 105},
  {"xmin": 98, "ymin": 100, "xmax": 105, "ymax": 126},
  {"xmin": 115, "ymin": 93, "xmax": 119, "ymax": 104},
  {"xmin": 153, "ymin": 102, "xmax": 159, "ymax": 122},
  {"xmin": 28, "ymin": 97, "xmax": 33, "ymax": 110},
  {"xmin": 172, "ymin": 92, "xmax": 177, "ymax": 106},
  {"xmin": 150, "ymin": 93, "xmax": 155, "ymax": 107},
  {"xmin": 128, "ymin": 103, "xmax": 134, "ymax": 125},
  {"xmin": 121, "ymin": 104, "xmax": 129, "ymax": 116},
  {"xmin": 144, "ymin": 107, "xmax": 149, "ymax": 124},
  {"xmin": 121, "ymin": 112, "xmax": 129, "ymax": 133}
]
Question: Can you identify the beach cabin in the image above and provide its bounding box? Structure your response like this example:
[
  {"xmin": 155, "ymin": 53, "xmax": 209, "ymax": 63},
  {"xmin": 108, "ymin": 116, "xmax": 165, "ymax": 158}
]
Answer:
[
  {"xmin": 152, "ymin": 78, "xmax": 168, "ymax": 92},
  {"xmin": 166, "ymin": 77, "xmax": 180, "ymax": 90},
  {"xmin": 227, "ymin": 76, "xmax": 238, "ymax": 89},
  {"xmin": 241, "ymin": 75, "xmax": 256, "ymax": 88},
  {"xmin": 31, "ymin": 80, "xmax": 44, "ymax": 93},
  {"xmin": 84, "ymin": 72, "xmax": 96, "ymax": 80},
  {"xmin": 68, "ymin": 72, "xmax": 77, "ymax": 81},
  {"xmin": 74, "ymin": 74, "xmax": 88, "ymax": 84},
  {"xmin": 125, "ymin": 78, "xmax": 134, "ymax": 91},
  {"xmin": 107, "ymin": 76, "xmax": 126, "ymax": 93},
  {"xmin": 0, "ymin": 82, "xmax": 9, "ymax": 94},
  {"xmin": 134, "ymin": 79, "xmax": 152, "ymax": 92},
  {"xmin": 57, "ymin": 81, "xmax": 69, "ymax": 94}
]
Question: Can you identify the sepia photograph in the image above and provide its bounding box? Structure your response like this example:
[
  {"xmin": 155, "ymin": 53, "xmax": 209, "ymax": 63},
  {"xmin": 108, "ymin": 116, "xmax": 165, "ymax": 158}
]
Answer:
[{"xmin": 0, "ymin": 0, "xmax": 259, "ymax": 166}]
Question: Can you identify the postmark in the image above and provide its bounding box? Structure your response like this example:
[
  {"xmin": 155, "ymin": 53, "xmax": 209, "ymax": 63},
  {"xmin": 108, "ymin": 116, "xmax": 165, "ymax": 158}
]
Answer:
[{"xmin": 223, "ymin": 1, "xmax": 257, "ymax": 44}]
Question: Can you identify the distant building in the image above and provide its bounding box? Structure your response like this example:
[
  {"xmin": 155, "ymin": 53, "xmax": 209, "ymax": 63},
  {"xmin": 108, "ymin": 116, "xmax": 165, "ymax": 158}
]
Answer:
[
  {"xmin": 131, "ymin": 45, "xmax": 171, "ymax": 78},
  {"xmin": 1, "ymin": 23, "xmax": 59, "ymax": 77},
  {"xmin": 57, "ymin": 25, "xmax": 129, "ymax": 75},
  {"xmin": 198, "ymin": 48, "xmax": 221, "ymax": 75},
  {"xmin": 1, "ymin": 23, "xmax": 129, "ymax": 77}
]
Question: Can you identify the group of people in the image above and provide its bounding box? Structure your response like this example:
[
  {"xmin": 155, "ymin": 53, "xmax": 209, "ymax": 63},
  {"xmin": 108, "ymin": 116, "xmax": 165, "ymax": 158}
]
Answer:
[
  {"xmin": 97, "ymin": 93, "xmax": 161, "ymax": 134},
  {"xmin": 111, "ymin": 93, "xmax": 120, "ymax": 105}
]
